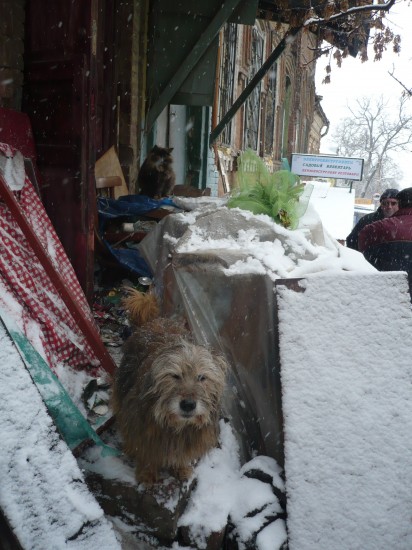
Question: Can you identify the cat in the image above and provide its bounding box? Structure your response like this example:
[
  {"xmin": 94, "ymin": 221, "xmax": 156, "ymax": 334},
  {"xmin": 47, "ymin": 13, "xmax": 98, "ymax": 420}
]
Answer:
[{"xmin": 137, "ymin": 145, "xmax": 176, "ymax": 198}]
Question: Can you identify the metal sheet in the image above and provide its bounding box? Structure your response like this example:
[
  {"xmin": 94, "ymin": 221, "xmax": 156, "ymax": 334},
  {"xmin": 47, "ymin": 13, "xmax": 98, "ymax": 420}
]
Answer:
[{"xmin": 139, "ymin": 208, "xmax": 286, "ymax": 464}]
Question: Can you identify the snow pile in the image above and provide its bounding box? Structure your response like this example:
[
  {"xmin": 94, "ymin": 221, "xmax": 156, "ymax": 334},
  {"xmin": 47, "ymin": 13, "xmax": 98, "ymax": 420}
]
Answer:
[
  {"xmin": 306, "ymin": 181, "xmax": 355, "ymax": 241},
  {"xmin": 179, "ymin": 421, "xmax": 286, "ymax": 549},
  {"xmin": 171, "ymin": 204, "xmax": 374, "ymax": 281},
  {"xmin": 277, "ymin": 271, "xmax": 412, "ymax": 550}
]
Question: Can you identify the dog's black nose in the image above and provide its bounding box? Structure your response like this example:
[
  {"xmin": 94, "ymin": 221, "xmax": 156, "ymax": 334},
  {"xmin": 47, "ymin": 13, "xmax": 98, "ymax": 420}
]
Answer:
[{"xmin": 180, "ymin": 399, "xmax": 196, "ymax": 413}]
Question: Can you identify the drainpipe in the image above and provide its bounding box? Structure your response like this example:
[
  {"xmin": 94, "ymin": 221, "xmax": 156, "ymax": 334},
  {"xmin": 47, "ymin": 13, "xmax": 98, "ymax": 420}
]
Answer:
[{"xmin": 211, "ymin": 30, "xmax": 223, "ymax": 170}]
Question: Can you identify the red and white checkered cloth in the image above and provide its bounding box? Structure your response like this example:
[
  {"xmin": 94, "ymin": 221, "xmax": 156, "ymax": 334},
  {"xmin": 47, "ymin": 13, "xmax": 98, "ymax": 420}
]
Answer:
[{"xmin": 0, "ymin": 142, "xmax": 100, "ymax": 373}]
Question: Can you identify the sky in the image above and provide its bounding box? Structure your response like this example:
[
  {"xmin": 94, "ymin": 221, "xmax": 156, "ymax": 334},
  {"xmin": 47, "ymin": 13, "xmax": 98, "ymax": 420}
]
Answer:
[
  {"xmin": 2, "ymin": 192, "xmax": 412, "ymax": 547},
  {"xmin": 315, "ymin": 0, "xmax": 412, "ymax": 189}
]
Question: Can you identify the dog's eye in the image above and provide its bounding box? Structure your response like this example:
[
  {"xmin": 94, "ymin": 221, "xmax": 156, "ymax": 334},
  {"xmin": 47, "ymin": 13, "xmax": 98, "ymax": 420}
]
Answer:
[
  {"xmin": 171, "ymin": 373, "xmax": 181, "ymax": 380},
  {"xmin": 197, "ymin": 374, "xmax": 206, "ymax": 382}
]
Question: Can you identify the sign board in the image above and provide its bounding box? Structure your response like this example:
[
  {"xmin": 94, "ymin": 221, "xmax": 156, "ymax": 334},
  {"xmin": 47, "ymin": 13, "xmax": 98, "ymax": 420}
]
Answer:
[{"xmin": 291, "ymin": 154, "xmax": 364, "ymax": 181}]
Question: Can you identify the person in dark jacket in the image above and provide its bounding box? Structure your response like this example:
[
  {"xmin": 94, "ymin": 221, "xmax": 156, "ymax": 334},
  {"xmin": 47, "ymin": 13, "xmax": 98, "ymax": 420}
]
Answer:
[
  {"xmin": 346, "ymin": 188, "xmax": 399, "ymax": 250},
  {"xmin": 358, "ymin": 187, "xmax": 412, "ymax": 293}
]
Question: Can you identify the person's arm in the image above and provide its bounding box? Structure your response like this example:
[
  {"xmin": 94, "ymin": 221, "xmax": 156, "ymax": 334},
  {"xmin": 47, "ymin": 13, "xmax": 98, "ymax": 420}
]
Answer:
[
  {"xmin": 346, "ymin": 216, "xmax": 370, "ymax": 250},
  {"xmin": 346, "ymin": 227, "xmax": 359, "ymax": 249},
  {"xmin": 358, "ymin": 222, "xmax": 377, "ymax": 252}
]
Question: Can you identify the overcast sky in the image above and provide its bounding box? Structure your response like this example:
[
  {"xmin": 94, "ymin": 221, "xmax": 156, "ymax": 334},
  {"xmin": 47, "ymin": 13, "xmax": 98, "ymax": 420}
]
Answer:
[{"xmin": 315, "ymin": 0, "xmax": 412, "ymax": 189}]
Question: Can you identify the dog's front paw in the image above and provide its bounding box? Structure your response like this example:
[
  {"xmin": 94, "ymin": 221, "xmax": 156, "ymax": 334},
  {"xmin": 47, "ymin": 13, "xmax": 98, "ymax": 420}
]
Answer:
[
  {"xmin": 136, "ymin": 465, "xmax": 159, "ymax": 485},
  {"xmin": 175, "ymin": 465, "xmax": 193, "ymax": 481}
]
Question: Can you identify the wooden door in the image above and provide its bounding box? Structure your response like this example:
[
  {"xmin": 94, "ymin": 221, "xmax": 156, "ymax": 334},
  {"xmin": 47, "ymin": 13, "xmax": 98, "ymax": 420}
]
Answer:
[{"xmin": 22, "ymin": 0, "xmax": 112, "ymax": 301}]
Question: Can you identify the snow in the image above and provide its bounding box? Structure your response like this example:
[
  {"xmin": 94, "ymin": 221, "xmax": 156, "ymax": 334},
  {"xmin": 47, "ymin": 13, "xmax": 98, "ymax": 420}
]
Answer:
[
  {"xmin": 277, "ymin": 272, "xmax": 412, "ymax": 549},
  {"xmin": 256, "ymin": 520, "xmax": 288, "ymax": 550},
  {"xmin": 178, "ymin": 421, "xmax": 284, "ymax": 545},
  {"xmin": 305, "ymin": 181, "xmax": 356, "ymax": 241},
  {"xmin": 172, "ymin": 201, "xmax": 374, "ymax": 283},
  {"xmin": 2, "ymin": 196, "xmax": 412, "ymax": 549},
  {"xmin": 0, "ymin": 321, "xmax": 121, "ymax": 550}
]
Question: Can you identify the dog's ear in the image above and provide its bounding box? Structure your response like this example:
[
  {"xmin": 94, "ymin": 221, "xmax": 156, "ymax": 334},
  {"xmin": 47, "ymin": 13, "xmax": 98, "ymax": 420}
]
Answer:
[{"xmin": 139, "ymin": 367, "xmax": 156, "ymax": 399}]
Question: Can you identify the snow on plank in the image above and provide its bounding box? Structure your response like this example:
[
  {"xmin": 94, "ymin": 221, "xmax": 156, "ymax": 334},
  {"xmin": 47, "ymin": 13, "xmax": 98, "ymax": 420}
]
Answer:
[{"xmin": 0, "ymin": 320, "xmax": 120, "ymax": 550}]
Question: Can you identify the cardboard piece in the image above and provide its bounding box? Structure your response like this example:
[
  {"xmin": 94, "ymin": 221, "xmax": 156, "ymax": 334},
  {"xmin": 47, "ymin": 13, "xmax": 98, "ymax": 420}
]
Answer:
[{"xmin": 95, "ymin": 146, "xmax": 129, "ymax": 199}]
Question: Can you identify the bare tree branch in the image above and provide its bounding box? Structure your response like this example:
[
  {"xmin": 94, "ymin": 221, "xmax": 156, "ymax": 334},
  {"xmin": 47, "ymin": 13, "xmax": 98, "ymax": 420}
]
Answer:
[
  {"xmin": 331, "ymin": 95, "xmax": 412, "ymax": 197},
  {"xmin": 388, "ymin": 66, "xmax": 412, "ymax": 97},
  {"xmin": 304, "ymin": 0, "xmax": 397, "ymax": 28}
]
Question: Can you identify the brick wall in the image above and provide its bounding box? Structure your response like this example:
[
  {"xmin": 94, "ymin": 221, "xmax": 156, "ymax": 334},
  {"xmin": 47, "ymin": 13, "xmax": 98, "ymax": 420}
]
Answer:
[{"xmin": 0, "ymin": 0, "xmax": 25, "ymax": 109}]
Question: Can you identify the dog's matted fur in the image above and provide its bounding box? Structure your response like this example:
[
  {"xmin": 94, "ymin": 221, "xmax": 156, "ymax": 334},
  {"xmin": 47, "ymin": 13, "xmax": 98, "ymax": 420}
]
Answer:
[{"xmin": 111, "ymin": 290, "xmax": 228, "ymax": 484}]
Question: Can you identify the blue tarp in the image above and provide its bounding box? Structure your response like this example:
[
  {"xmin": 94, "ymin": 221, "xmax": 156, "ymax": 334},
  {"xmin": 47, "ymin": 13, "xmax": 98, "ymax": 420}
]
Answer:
[
  {"xmin": 97, "ymin": 195, "xmax": 176, "ymax": 223},
  {"xmin": 97, "ymin": 195, "xmax": 178, "ymax": 277}
]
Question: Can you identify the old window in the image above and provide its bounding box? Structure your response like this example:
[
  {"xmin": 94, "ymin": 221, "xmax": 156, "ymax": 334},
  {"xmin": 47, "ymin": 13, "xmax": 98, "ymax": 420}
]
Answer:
[
  {"xmin": 263, "ymin": 61, "xmax": 278, "ymax": 155},
  {"xmin": 218, "ymin": 23, "xmax": 237, "ymax": 146},
  {"xmin": 281, "ymin": 77, "xmax": 292, "ymax": 159},
  {"xmin": 244, "ymin": 26, "xmax": 264, "ymax": 152}
]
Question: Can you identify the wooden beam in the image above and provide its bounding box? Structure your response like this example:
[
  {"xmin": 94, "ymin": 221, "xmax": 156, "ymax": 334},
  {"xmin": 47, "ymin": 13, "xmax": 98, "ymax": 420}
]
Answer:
[{"xmin": 146, "ymin": 0, "xmax": 244, "ymax": 131}]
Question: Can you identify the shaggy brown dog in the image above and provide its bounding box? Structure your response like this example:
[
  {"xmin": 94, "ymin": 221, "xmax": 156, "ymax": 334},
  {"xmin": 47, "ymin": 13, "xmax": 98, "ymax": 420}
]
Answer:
[{"xmin": 111, "ymin": 290, "xmax": 228, "ymax": 484}]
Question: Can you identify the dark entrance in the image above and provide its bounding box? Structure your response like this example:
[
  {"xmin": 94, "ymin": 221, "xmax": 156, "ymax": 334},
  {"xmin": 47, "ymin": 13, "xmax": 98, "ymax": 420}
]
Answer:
[{"xmin": 22, "ymin": 0, "xmax": 117, "ymax": 301}]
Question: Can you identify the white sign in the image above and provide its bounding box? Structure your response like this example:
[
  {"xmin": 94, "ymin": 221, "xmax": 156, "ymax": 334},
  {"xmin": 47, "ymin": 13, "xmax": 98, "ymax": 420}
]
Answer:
[{"xmin": 291, "ymin": 154, "xmax": 364, "ymax": 181}]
